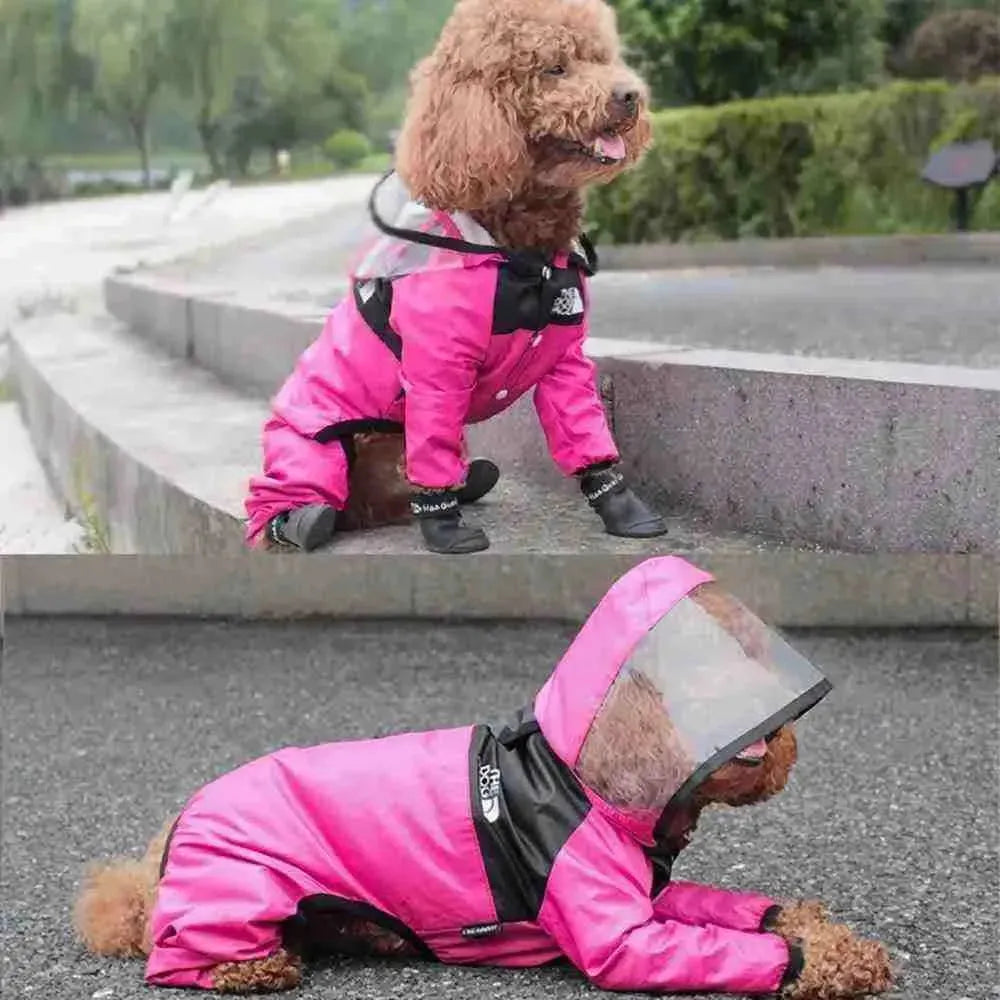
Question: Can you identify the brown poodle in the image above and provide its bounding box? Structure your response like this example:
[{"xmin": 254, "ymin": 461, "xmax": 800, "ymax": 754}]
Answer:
[
  {"xmin": 311, "ymin": 0, "xmax": 654, "ymax": 533},
  {"xmin": 73, "ymin": 724, "xmax": 892, "ymax": 998},
  {"xmin": 74, "ymin": 584, "xmax": 894, "ymax": 997}
]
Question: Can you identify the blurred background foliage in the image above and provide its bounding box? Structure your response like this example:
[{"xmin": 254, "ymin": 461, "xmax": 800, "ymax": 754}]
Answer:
[
  {"xmin": 1, "ymin": 0, "xmax": 997, "ymax": 238},
  {"xmin": 0, "ymin": 0, "xmax": 454, "ymax": 200}
]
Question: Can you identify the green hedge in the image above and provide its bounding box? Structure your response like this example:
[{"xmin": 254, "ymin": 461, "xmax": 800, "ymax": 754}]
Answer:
[{"xmin": 586, "ymin": 79, "xmax": 1000, "ymax": 243}]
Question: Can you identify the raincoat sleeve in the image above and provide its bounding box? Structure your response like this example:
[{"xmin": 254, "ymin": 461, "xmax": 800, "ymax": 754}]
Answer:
[
  {"xmin": 653, "ymin": 880, "xmax": 778, "ymax": 933},
  {"xmin": 537, "ymin": 819, "xmax": 793, "ymax": 995},
  {"xmin": 394, "ymin": 268, "xmax": 494, "ymax": 489},
  {"xmin": 533, "ymin": 332, "xmax": 619, "ymax": 477}
]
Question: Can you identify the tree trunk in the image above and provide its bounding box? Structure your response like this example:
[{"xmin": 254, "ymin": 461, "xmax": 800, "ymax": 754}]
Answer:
[
  {"xmin": 197, "ymin": 113, "xmax": 224, "ymax": 178},
  {"xmin": 130, "ymin": 116, "xmax": 152, "ymax": 189}
]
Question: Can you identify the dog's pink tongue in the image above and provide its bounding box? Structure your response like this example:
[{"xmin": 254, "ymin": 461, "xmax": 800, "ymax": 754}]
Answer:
[
  {"xmin": 736, "ymin": 738, "xmax": 769, "ymax": 761},
  {"xmin": 596, "ymin": 133, "xmax": 627, "ymax": 161}
]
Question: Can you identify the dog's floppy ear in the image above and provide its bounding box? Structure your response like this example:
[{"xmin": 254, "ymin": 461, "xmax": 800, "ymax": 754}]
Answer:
[{"xmin": 395, "ymin": 60, "xmax": 530, "ymax": 212}]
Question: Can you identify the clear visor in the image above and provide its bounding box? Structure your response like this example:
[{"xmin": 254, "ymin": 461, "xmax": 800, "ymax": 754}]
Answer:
[
  {"xmin": 577, "ymin": 584, "xmax": 830, "ymax": 814},
  {"xmin": 351, "ymin": 172, "xmax": 499, "ymax": 282}
]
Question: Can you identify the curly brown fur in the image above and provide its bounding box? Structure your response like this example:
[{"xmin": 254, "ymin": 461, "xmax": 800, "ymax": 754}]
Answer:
[
  {"xmin": 782, "ymin": 920, "xmax": 894, "ymax": 999},
  {"xmin": 765, "ymin": 901, "xmax": 894, "ymax": 999},
  {"xmin": 73, "ymin": 819, "xmax": 173, "ymax": 957},
  {"xmin": 396, "ymin": 0, "xmax": 652, "ymax": 252},
  {"xmin": 339, "ymin": 433, "xmax": 412, "ymax": 530},
  {"xmin": 211, "ymin": 950, "xmax": 303, "ymax": 993},
  {"xmin": 577, "ymin": 672, "xmax": 697, "ymax": 813},
  {"xmin": 767, "ymin": 900, "xmax": 833, "ymax": 938},
  {"xmin": 696, "ymin": 723, "xmax": 798, "ymax": 808}
]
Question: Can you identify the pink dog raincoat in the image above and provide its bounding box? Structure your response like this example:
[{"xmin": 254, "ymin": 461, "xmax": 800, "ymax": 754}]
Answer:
[
  {"xmin": 244, "ymin": 173, "xmax": 619, "ymax": 543},
  {"xmin": 147, "ymin": 556, "xmax": 831, "ymax": 994}
]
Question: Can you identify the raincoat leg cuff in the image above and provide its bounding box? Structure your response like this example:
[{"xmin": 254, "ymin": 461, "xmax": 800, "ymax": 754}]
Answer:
[
  {"xmin": 761, "ymin": 904, "xmax": 783, "ymax": 932},
  {"xmin": 779, "ymin": 941, "xmax": 806, "ymax": 992}
]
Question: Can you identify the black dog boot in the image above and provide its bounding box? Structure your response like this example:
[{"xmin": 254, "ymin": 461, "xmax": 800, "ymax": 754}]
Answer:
[
  {"xmin": 580, "ymin": 463, "xmax": 668, "ymax": 539},
  {"xmin": 268, "ymin": 504, "xmax": 338, "ymax": 552},
  {"xmin": 455, "ymin": 459, "xmax": 500, "ymax": 505},
  {"xmin": 411, "ymin": 490, "xmax": 490, "ymax": 554}
]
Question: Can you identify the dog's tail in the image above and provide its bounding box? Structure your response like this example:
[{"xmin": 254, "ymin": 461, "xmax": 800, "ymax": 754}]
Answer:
[{"xmin": 73, "ymin": 819, "xmax": 174, "ymax": 958}]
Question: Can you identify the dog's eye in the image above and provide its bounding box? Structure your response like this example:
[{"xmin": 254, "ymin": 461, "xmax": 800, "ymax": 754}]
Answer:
[{"xmin": 546, "ymin": 65, "xmax": 566, "ymax": 77}]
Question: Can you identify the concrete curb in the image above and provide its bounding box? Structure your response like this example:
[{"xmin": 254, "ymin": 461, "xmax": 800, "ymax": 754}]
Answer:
[
  {"xmin": 596, "ymin": 231, "xmax": 1000, "ymax": 271},
  {"xmin": 2, "ymin": 553, "xmax": 995, "ymax": 628},
  {"xmin": 7, "ymin": 303, "xmax": 997, "ymax": 626},
  {"xmin": 105, "ymin": 274, "xmax": 1000, "ymax": 555},
  {"xmin": 8, "ymin": 312, "xmax": 267, "ymax": 555}
]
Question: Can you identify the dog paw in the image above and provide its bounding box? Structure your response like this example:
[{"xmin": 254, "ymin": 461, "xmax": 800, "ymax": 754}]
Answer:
[
  {"xmin": 767, "ymin": 899, "xmax": 833, "ymax": 938},
  {"xmin": 783, "ymin": 922, "xmax": 894, "ymax": 999}
]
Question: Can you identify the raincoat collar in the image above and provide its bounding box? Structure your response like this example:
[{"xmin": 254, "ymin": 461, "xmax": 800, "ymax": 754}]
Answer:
[{"xmin": 366, "ymin": 170, "xmax": 599, "ymax": 276}]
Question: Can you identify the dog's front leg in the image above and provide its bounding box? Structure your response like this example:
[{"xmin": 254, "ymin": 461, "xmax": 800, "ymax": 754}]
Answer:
[
  {"xmin": 538, "ymin": 838, "xmax": 798, "ymax": 995},
  {"xmin": 533, "ymin": 340, "xmax": 666, "ymax": 538},
  {"xmin": 653, "ymin": 879, "xmax": 781, "ymax": 933}
]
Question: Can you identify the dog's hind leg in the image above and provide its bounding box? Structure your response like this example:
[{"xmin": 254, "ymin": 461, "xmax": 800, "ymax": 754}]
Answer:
[
  {"xmin": 210, "ymin": 949, "xmax": 303, "ymax": 993},
  {"xmin": 73, "ymin": 817, "xmax": 174, "ymax": 958}
]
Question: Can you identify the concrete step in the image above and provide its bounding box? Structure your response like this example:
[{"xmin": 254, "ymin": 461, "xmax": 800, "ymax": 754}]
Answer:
[
  {"xmin": 7, "ymin": 305, "xmax": 994, "ymax": 626},
  {"xmin": 104, "ymin": 270, "xmax": 1000, "ymax": 556}
]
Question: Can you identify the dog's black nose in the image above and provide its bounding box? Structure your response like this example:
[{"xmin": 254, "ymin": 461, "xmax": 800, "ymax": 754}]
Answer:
[{"xmin": 613, "ymin": 86, "xmax": 639, "ymax": 109}]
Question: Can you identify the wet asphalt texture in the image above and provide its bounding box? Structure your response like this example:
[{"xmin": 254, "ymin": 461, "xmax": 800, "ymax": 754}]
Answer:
[{"xmin": 1, "ymin": 619, "xmax": 997, "ymax": 1000}]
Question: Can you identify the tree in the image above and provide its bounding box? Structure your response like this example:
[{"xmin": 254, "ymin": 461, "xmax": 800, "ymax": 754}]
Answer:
[
  {"xmin": 0, "ymin": 0, "xmax": 73, "ymax": 203},
  {"xmin": 882, "ymin": 0, "xmax": 999, "ymax": 73},
  {"xmin": 164, "ymin": 0, "xmax": 271, "ymax": 177},
  {"xmin": 336, "ymin": 0, "xmax": 452, "ymax": 103},
  {"xmin": 608, "ymin": 0, "xmax": 887, "ymax": 107},
  {"xmin": 71, "ymin": 0, "xmax": 171, "ymax": 188},
  {"xmin": 901, "ymin": 7, "xmax": 1000, "ymax": 81},
  {"xmin": 223, "ymin": 2, "xmax": 370, "ymax": 175}
]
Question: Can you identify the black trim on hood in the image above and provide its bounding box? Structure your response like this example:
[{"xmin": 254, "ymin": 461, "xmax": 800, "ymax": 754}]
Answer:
[
  {"xmin": 654, "ymin": 678, "xmax": 834, "ymax": 842},
  {"xmin": 367, "ymin": 171, "xmax": 599, "ymax": 277}
]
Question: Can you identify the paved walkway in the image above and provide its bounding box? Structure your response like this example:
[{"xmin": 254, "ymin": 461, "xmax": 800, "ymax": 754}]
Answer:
[
  {"xmin": 0, "ymin": 175, "xmax": 378, "ymax": 553},
  {"xmin": 2, "ymin": 619, "xmax": 996, "ymax": 999},
  {"xmin": 152, "ymin": 211, "xmax": 1000, "ymax": 368}
]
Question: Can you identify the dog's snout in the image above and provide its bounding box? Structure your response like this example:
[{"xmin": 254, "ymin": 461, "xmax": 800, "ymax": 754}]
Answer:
[{"xmin": 613, "ymin": 85, "xmax": 640, "ymax": 110}]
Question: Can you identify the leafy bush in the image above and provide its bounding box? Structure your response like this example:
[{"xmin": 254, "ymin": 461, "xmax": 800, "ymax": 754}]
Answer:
[
  {"xmin": 322, "ymin": 129, "xmax": 373, "ymax": 170},
  {"xmin": 587, "ymin": 79, "xmax": 1000, "ymax": 242}
]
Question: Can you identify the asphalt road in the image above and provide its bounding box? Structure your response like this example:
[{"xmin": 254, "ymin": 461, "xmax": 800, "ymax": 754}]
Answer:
[
  {"xmin": 587, "ymin": 265, "xmax": 1000, "ymax": 369},
  {"xmin": 152, "ymin": 210, "xmax": 1000, "ymax": 369},
  {"xmin": 2, "ymin": 619, "xmax": 997, "ymax": 1000}
]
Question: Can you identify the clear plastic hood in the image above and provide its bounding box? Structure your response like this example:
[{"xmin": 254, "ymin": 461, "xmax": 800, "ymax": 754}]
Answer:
[
  {"xmin": 351, "ymin": 171, "xmax": 500, "ymax": 282},
  {"xmin": 533, "ymin": 557, "xmax": 832, "ymax": 820}
]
